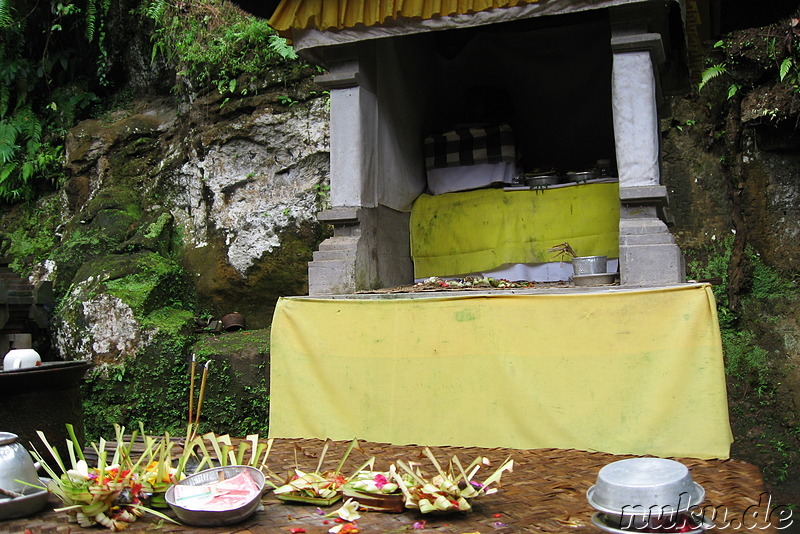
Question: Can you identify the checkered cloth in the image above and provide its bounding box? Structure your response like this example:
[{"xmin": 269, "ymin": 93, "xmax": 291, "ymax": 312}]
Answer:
[
  {"xmin": 425, "ymin": 124, "xmax": 517, "ymax": 170},
  {"xmin": 424, "ymin": 124, "xmax": 516, "ymax": 170}
]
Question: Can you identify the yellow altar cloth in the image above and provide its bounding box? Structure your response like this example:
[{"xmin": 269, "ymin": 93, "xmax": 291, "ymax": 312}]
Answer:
[
  {"xmin": 410, "ymin": 182, "xmax": 620, "ymax": 278},
  {"xmin": 269, "ymin": 284, "xmax": 733, "ymax": 459}
]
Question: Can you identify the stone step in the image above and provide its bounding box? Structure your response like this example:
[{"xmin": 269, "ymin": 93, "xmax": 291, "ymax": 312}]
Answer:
[
  {"xmin": 317, "ymin": 236, "xmax": 359, "ymax": 251},
  {"xmin": 312, "ymin": 249, "xmax": 353, "ymax": 262}
]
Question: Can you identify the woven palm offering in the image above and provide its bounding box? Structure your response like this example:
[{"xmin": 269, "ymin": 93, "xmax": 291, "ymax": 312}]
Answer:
[{"xmin": 392, "ymin": 447, "xmax": 514, "ymax": 514}]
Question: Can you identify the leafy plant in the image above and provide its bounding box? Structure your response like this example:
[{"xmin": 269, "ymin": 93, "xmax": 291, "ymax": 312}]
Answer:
[
  {"xmin": 0, "ymin": 0, "xmax": 109, "ymax": 203},
  {"xmin": 143, "ymin": 0, "xmax": 301, "ymax": 97}
]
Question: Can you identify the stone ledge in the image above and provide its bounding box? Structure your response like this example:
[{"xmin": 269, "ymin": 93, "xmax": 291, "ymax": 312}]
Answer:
[
  {"xmin": 619, "ymin": 185, "xmax": 669, "ymax": 205},
  {"xmin": 611, "ymin": 33, "xmax": 665, "ymax": 64},
  {"xmin": 317, "ymin": 207, "xmax": 361, "ymax": 224}
]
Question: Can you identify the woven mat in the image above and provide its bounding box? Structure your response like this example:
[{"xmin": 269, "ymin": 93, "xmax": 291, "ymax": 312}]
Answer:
[{"xmin": 1, "ymin": 438, "xmax": 780, "ymax": 534}]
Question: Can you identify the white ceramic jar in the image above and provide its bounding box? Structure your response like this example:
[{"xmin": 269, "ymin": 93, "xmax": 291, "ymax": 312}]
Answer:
[{"xmin": 2, "ymin": 349, "xmax": 41, "ymax": 370}]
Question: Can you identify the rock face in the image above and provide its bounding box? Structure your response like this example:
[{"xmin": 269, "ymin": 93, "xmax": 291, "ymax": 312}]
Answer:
[
  {"xmin": 59, "ymin": 79, "xmax": 329, "ymax": 343},
  {"xmin": 5, "ymin": 67, "xmax": 330, "ymax": 439},
  {"xmin": 160, "ymin": 91, "xmax": 330, "ymax": 328}
]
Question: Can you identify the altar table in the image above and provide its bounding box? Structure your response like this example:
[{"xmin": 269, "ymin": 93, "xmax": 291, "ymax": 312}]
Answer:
[{"xmin": 268, "ymin": 284, "xmax": 733, "ymax": 459}]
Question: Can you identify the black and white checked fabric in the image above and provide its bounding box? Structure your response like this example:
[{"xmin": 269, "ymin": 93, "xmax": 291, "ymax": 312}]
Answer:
[{"xmin": 424, "ymin": 123, "xmax": 516, "ymax": 170}]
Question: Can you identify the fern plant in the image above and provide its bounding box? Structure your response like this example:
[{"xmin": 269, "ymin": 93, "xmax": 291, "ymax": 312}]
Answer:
[
  {"xmin": 0, "ymin": 0, "xmax": 110, "ymax": 203},
  {"xmin": 143, "ymin": 0, "xmax": 301, "ymax": 97}
]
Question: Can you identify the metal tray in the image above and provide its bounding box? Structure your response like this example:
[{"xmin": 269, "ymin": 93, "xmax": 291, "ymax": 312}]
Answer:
[
  {"xmin": 573, "ymin": 273, "xmax": 618, "ymax": 286},
  {"xmin": 0, "ymin": 483, "xmax": 49, "ymax": 521}
]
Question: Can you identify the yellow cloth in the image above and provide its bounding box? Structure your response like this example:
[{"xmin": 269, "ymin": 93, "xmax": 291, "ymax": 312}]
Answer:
[
  {"xmin": 410, "ymin": 184, "xmax": 620, "ymax": 278},
  {"xmin": 269, "ymin": 0, "xmax": 540, "ymax": 37},
  {"xmin": 269, "ymin": 284, "xmax": 733, "ymax": 459}
]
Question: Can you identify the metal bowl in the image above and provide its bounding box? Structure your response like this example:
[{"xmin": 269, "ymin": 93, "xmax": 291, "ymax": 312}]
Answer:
[
  {"xmin": 524, "ymin": 175, "xmax": 560, "ymax": 187},
  {"xmin": 165, "ymin": 465, "xmax": 266, "ymax": 526},
  {"xmin": 586, "ymin": 458, "xmax": 705, "ymax": 517},
  {"xmin": 567, "ymin": 171, "xmax": 596, "ymax": 182},
  {"xmin": 571, "ymin": 255, "xmax": 608, "ymax": 276}
]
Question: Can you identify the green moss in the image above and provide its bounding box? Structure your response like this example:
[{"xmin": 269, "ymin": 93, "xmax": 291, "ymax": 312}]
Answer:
[
  {"xmin": 1, "ymin": 197, "xmax": 64, "ymax": 275},
  {"xmin": 188, "ymin": 357, "xmax": 270, "ymax": 437},
  {"xmin": 82, "ymin": 320, "xmax": 272, "ymax": 441},
  {"xmin": 144, "ymin": 212, "xmax": 173, "ymax": 239},
  {"xmin": 102, "ymin": 254, "xmax": 192, "ymax": 314},
  {"xmin": 81, "ymin": 307, "xmax": 197, "ymax": 440},
  {"xmin": 193, "ymin": 329, "xmax": 271, "ymax": 356},
  {"xmin": 685, "ymin": 236, "xmax": 800, "ymax": 491}
]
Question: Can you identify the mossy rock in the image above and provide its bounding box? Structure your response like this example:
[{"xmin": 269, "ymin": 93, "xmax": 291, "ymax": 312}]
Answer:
[
  {"xmin": 189, "ymin": 330, "xmax": 271, "ymax": 437},
  {"xmin": 81, "ymin": 306, "xmax": 198, "ymax": 440},
  {"xmin": 120, "ymin": 209, "xmax": 179, "ymax": 258},
  {"xmin": 70, "ymin": 251, "xmax": 193, "ymax": 316}
]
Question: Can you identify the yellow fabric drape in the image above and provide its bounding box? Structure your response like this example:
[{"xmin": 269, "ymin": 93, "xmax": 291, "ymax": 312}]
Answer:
[
  {"xmin": 410, "ymin": 183, "xmax": 620, "ymax": 278},
  {"xmin": 269, "ymin": 285, "xmax": 733, "ymax": 459},
  {"xmin": 269, "ymin": 0, "xmax": 540, "ymax": 36}
]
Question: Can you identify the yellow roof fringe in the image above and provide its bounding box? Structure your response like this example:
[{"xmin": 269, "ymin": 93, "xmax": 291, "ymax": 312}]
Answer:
[{"xmin": 269, "ymin": 0, "xmax": 540, "ymax": 37}]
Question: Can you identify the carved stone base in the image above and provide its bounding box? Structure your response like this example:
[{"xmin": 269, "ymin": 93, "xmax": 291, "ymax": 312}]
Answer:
[{"xmin": 308, "ymin": 206, "xmax": 413, "ymax": 295}]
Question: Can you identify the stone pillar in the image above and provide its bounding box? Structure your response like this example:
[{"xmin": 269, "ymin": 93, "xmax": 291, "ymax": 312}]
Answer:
[
  {"xmin": 612, "ymin": 33, "xmax": 685, "ymax": 286},
  {"xmin": 307, "ymin": 59, "xmax": 414, "ymax": 294}
]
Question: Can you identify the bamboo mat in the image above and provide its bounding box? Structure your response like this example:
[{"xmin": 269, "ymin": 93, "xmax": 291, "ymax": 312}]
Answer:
[{"xmin": 1, "ymin": 438, "xmax": 780, "ymax": 534}]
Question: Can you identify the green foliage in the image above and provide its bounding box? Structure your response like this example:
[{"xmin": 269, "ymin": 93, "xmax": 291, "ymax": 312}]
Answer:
[
  {"xmin": 721, "ymin": 329, "xmax": 770, "ymax": 387},
  {"xmin": 3, "ymin": 197, "xmax": 63, "ymax": 273},
  {"xmin": 82, "ymin": 327, "xmax": 272, "ymax": 441},
  {"xmin": 143, "ymin": 0, "xmax": 300, "ymax": 96},
  {"xmin": 698, "ymin": 64, "xmax": 728, "ymax": 92},
  {"xmin": 0, "ymin": 0, "xmax": 111, "ymax": 203},
  {"xmin": 779, "ymin": 57, "xmax": 792, "ymax": 81},
  {"xmin": 686, "ymin": 236, "xmax": 796, "ymax": 386}
]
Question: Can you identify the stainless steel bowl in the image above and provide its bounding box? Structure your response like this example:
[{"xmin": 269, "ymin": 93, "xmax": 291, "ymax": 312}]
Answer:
[
  {"xmin": 567, "ymin": 171, "xmax": 596, "ymax": 182},
  {"xmin": 525, "ymin": 175, "xmax": 560, "ymax": 187},
  {"xmin": 571, "ymin": 255, "xmax": 608, "ymax": 276},
  {"xmin": 586, "ymin": 458, "xmax": 705, "ymax": 517},
  {"xmin": 165, "ymin": 465, "xmax": 266, "ymax": 526}
]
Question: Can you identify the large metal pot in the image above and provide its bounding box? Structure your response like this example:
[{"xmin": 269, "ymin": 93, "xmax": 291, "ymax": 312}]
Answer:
[{"xmin": 586, "ymin": 458, "xmax": 706, "ymax": 530}]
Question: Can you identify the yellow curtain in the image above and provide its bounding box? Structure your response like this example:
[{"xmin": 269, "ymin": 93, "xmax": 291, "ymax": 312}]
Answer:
[
  {"xmin": 410, "ymin": 184, "xmax": 620, "ymax": 278},
  {"xmin": 269, "ymin": 285, "xmax": 733, "ymax": 459},
  {"xmin": 270, "ymin": 0, "xmax": 540, "ymax": 36}
]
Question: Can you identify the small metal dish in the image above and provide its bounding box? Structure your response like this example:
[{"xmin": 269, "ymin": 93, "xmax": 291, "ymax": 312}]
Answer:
[
  {"xmin": 165, "ymin": 465, "xmax": 266, "ymax": 526},
  {"xmin": 524, "ymin": 175, "xmax": 560, "ymax": 187},
  {"xmin": 573, "ymin": 273, "xmax": 617, "ymax": 286},
  {"xmin": 587, "ymin": 458, "xmax": 705, "ymax": 517},
  {"xmin": 567, "ymin": 171, "xmax": 596, "ymax": 182},
  {"xmin": 0, "ymin": 483, "xmax": 49, "ymax": 521}
]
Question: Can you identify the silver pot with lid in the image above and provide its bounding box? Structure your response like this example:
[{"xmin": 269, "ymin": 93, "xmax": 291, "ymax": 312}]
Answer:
[
  {"xmin": 0, "ymin": 432, "xmax": 41, "ymax": 494},
  {"xmin": 587, "ymin": 458, "xmax": 708, "ymax": 532},
  {"xmin": 0, "ymin": 432, "xmax": 49, "ymax": 520}
]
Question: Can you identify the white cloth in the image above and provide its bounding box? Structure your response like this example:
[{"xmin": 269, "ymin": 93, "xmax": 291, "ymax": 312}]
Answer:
[{"xmin": 426, "ymin": 162, "xmax": 519, "ymax": 195}]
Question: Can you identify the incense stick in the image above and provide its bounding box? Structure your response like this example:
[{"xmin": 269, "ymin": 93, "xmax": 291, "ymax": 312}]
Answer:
[
  {"xmin": 188, "ymin": 354, "xmax": 196, "ymax": 428},
  {"xmin": 191, "ymin": 360, "xmax": 211, "ymax": 440}
]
